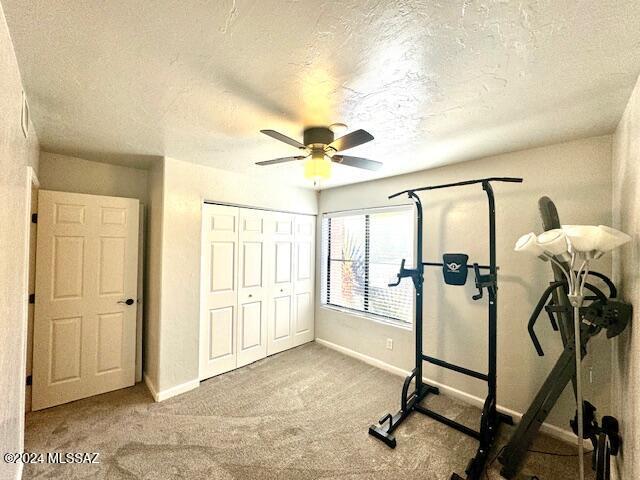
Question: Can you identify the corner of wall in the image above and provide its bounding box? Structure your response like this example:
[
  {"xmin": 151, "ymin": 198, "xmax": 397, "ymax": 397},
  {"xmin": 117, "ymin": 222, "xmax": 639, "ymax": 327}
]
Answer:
[
  {"xmin": 610, "ymin": 70, "xmax": 640, "ymax": 480},
  {"xmin": 0, "ymin": 3, "xmax": 41, "ymax": 479},
  {"xmin": 142, "ymin": 157, "xmax": 166, "ymax": 390}
]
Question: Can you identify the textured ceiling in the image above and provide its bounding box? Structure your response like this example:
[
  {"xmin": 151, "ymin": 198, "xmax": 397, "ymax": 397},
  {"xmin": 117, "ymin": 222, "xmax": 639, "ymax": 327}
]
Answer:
[{"xmin": 4, "ymin": 0, "xmax": 640, "ymax": 189}]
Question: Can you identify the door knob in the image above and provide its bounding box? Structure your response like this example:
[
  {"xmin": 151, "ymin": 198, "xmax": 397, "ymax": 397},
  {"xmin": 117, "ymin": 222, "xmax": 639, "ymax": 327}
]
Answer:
[
  {"xmin": 248, "ymin": 294, "xmax": 253, "ymax": 298},
  {"xmin": 118, "ymin": 298, "xmax": 135, "ymax": 306}
]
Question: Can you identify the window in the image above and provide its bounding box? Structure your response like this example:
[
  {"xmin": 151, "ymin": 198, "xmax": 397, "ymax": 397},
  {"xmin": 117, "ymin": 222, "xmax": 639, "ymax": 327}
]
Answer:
[{"xmin": 320, "ymin": 206, "xmax": 414, "ymax": 326}]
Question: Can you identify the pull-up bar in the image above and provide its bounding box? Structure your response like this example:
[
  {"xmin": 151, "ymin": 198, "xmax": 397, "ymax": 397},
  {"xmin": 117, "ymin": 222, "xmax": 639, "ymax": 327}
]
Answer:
[
  {"xmin": 370, "ymin": 175, "xmax": 523, "ymax": 480},
  {"xmin": 388, "ymin": 176, "xmax": 523, "ymax": 199}
]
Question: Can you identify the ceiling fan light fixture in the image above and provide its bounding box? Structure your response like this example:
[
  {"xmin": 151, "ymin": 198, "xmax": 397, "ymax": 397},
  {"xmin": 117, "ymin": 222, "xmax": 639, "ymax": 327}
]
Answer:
[
  {"xmin": 257, "ymin": 126, "xmax": 377, "ymax": 179},
  {"xmin": 329, "ymin": 122, "xmax": 348, "ymax": 134},
  {"xmin": 304, "ymin": 151, "xmax": 331, "ymax": 180}
]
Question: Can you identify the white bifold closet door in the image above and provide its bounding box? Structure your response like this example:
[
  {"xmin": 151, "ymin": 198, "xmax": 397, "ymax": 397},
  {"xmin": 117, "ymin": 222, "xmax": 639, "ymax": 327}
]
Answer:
[
  {"xmin": 293, "ymin": 215, "xmax": 315, "ymax": 346},
  {"xmin": 267, "ymin": 212, "xmax": 295, "ymax": 355},
  {"xmin": 200, "ymin": 204, "xmax": 315, "ymax": 381},
  {"xmin": 237, "ymin": 208, "xmax": 268, "ymax": 367},
  {"xmin": 200, "ymin": 205, "xmax": 239, "ymax": 379}
]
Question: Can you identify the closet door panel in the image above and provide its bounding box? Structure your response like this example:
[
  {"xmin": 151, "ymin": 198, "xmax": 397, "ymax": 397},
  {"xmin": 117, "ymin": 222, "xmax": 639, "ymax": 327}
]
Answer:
[
  {"xmin": 274, "ymin": 242, "xmax": 292, "ymax": 284},
  {"xmin": 239, "ymin": 300, "xmax": 263, "ymax": 349},
  {"xmin": 267, "ymin": 212, "xmax": 295, "ymax": 355},
  {"xmin": 241, "ymin": 242, "xmax": 263, "ymax": 288},
  {"xmin": 208, "ymin": 307, "xmax": 234, "ymax": 360},
  {"xmin": 236, "ymin": 208, "xmax": 268, "ymax": 367},
  {"xmin": 200, "ymin": 204, "xmax": 239, "ymax": 380},
  {"xmin": 273, "ymin": 294, "xmax": 292, "ymax": 340},
  {"xmin": 293, "ymin": 215, "xmax": 315, "ymax": 346},
  {"xmin": 295, "ymin": 292, "xmax": 312, "ymax": 335}
]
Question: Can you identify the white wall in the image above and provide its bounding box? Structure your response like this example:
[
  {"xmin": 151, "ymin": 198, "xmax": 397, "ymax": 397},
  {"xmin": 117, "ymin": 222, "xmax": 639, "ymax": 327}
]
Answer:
[
  {"xmin": 612, "ymin": 73, "xmax": 640, "ymax": 480},
  {"xmin": 38, "ymin": 152, "xmax": 149, "ymax": 203},
  {"xmin": 0, "ymin": 3, "xmax": 40, "ymax": 479},
  {"xmin": 316, "ymin": 136, "xmax": 613, "ymax": 433},
  {"xmin": 150, "ymin": 157, "xmax": 317, "ymax": 393}
]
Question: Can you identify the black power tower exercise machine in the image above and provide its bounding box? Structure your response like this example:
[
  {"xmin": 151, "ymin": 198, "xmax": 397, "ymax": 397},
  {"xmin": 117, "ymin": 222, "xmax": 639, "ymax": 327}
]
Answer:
[
  {"xmin": 369, "ymin": 177, "xmax": 522, "ymax": 480},
  {"xmin": 498, "ymin": 197, "xmax": 631, "ymax": 480}
]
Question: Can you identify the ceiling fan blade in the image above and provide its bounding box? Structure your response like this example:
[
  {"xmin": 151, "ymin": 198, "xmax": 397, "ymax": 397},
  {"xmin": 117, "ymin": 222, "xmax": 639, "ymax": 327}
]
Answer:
[
  {"xmin": 332, "ymin": 155, "xmax": 382, "ymax": 171},
  {"xmin": 255, "ymin": 156, "xmax": 306, "ymax": 166},
  {"xmin": 260, "ymin": 129, "xmax": 306, "ymax": 149},
  {"xmin": 327, "ymin": 129, "xmax": 374, "ymax": 152}
]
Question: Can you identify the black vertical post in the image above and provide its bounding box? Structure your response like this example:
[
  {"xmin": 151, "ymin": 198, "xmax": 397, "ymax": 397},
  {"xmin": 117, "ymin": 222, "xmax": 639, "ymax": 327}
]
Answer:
[
  {"xmin": 326, "ymin": 217, "xmax": 331, "ymax": 304},
  {"xmin": 364, "ymin": 215, "xmax": 370, "ymax": 311},
  {"xmin": 483, "ymin": 181, "xmax": 497, "ymax": 403},
  {"xmin": 409, "ymin": 192, "xmax": 424, "ymax": 393}
]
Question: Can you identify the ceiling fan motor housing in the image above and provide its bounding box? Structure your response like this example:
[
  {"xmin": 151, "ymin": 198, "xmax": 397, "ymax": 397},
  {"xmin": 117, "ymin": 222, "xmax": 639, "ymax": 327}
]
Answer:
[{"xmin": 303, "ymin": 127, "xmax": 334, "ymax": 148}]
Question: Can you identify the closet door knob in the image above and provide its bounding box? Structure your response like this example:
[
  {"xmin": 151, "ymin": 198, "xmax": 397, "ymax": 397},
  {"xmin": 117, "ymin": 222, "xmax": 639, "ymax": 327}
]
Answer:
[
  {"xmin": 118, "ymin": 298, "xmax": 135, "ymax": 306},
  {"xmin": 248, "ymin": 294, "xmax": 253, "ymax": 298}
]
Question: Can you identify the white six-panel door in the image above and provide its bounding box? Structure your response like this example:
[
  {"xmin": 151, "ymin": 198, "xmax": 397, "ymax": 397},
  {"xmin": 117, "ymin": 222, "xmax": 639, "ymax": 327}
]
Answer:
[
  {"xmin": 200, "ymin": 205, "xmax": 239, "ymax": 380},
  {"xmin": 236, "ymin": 208, "xmax": 268, "ymax": 367},
  {"xmin": 33, "ymin": 190, "xmax": 139, "ymax": 410},
  {"xmin": 200, "ymin": 204, "xmax": 315, "ymax": 381}
]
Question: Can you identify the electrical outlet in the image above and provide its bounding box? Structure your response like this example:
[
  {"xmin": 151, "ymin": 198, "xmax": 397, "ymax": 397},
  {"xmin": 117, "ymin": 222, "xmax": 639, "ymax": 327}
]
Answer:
[{"xmin": 386, "ymin": 338, "xmax": 393, "ymax": 350}]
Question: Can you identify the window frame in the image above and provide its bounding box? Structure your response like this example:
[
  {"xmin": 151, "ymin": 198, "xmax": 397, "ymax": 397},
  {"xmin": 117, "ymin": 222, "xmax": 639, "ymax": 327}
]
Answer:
[{"xmin": 321, "ymin": 204, "xmax": 416, "ymax": 329}]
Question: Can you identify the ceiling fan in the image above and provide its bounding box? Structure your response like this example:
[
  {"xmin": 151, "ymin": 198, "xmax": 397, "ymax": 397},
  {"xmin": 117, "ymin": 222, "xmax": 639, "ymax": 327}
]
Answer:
[{"xmin": 256, "ymin": 126, "xmax": 382, "ymax": 180}]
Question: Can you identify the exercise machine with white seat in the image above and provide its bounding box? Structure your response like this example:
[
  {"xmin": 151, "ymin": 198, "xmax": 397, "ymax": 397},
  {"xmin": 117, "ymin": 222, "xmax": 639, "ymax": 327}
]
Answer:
[{"xmin": 368, "ymin": 177, "xmax": 522, "ymax": 480}]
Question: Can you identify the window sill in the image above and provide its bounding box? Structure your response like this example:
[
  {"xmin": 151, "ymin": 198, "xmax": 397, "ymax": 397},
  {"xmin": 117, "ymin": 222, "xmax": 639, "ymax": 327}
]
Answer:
[{"xmin": 320, "ymin": 304, "xmax": 412, "ymax": 331}]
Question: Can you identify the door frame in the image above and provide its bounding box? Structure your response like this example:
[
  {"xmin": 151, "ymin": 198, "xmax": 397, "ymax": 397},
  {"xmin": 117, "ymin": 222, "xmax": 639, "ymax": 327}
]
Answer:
[{"xmin": 20, "ymin": 166, "xmax": 39, "ymax": 453}]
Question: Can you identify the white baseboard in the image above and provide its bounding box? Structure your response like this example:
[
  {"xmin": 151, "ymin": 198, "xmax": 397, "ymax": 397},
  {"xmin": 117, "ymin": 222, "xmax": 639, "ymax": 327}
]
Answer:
[
  {"xmin": 143, "ymin": 373, "xmax": 199, "ymax": 402},
  {"xmin": 315, "ymin": 337, "xmax": 581, "ymax": 446},
  {"xmin": 316, "ymin": 338, "xmax": 410, "ymax": 377}
]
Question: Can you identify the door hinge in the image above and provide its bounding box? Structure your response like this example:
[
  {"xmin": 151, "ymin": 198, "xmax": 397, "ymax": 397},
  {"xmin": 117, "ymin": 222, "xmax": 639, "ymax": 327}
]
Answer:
[
  {"xmin": 26, "ymin": 375, "xmax": 32, "ymax": 386},
  {"xmin": 31, "ymin": 213, "xmax": 37, "ymax": 223},
  {"xmin": 29, "ymin": 293, "xmax": 35, "ymax": 304}
]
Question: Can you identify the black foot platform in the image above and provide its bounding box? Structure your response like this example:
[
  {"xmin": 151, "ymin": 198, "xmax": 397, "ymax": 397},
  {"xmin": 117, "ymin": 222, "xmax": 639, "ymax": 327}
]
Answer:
[
  {"xmin": 368, "ymin": 377, "xmax": 439, "ymax": 449},
  {"xmin": 369, "ymin": 370, "xmax": 513, "ymax": 480}
]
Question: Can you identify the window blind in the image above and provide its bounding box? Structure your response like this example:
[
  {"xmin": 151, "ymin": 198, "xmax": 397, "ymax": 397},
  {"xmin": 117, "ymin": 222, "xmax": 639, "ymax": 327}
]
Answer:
[{"xmin": 321, "ymin": 206, "xmax": 414, "ymax": 324}]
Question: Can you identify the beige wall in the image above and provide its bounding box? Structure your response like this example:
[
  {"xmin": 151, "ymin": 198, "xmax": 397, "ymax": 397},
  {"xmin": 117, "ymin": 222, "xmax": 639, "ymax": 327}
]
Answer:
[
  {"xmin": 39, "ymin": 152, "xmax": 148, "ymax": 203},
  {"xmin": 144, "ymin": 160, "xmax": 164, "ymax": 390},
  {"xmin": 0, "ymin": 3, "xmax": 40, "ymax": 479},
  {"xmin": 612, "ymin": 74, "xmax": 640, "ymax": 480},
  {"xmin": 152, "ymin": 157, "xmax": 318, "ymax": 392},
  {"xmin": 316, "ymin": 136, "xmax": 613, "ymax": 434}
]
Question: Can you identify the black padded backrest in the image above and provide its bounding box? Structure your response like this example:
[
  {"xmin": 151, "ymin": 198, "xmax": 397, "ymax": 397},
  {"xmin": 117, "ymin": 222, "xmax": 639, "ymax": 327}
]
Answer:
[{"xmin": 442, "ymin": 253, "xmax": 469, "ymax": 286}]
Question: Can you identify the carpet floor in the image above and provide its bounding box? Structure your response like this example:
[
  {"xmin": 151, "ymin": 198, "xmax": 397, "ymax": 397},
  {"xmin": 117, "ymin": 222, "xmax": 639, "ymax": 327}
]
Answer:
[{"xmin": 24, "ymin": 342, "xmax": 592, "ymax": 479}]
